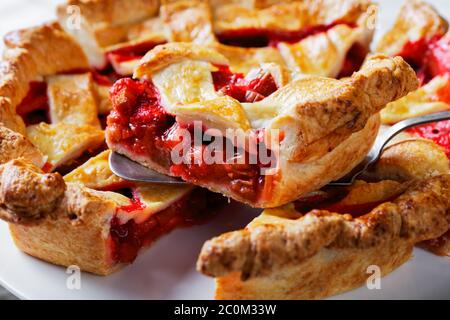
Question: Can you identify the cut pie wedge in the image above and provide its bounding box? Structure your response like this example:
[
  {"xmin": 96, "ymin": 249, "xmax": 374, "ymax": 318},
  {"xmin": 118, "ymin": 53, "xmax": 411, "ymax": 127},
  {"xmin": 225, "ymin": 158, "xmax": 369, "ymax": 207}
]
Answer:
[
  {"xmin": 106, "ymin": 43, "xmax": 418, "ymax": 208},
  {"xmin": 0, "ymin": 158, "xmax": 223, "ymax": 274}
]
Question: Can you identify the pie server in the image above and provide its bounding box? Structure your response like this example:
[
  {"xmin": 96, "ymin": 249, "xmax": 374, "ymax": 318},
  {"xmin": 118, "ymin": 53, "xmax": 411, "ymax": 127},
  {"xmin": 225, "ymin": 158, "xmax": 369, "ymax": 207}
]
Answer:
[{"xmin": 110, "ymin": 111, "xmax": 450, "ymax": 187}]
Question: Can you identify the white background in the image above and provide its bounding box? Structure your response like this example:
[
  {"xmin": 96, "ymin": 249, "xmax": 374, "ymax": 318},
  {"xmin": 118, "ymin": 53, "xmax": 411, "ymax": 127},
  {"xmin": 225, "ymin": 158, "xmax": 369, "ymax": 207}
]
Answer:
[{"xmin": 0, "ymin": 0, "xmax": 449, "ymax": 300}]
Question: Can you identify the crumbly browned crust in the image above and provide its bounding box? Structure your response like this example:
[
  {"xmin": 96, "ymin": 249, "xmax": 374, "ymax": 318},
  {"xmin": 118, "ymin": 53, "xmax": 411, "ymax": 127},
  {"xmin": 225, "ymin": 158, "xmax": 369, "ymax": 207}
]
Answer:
[
  {"xmin": 215, "ymin": 240, "xmax": 414, "ymax": 299},
  {"xmin": 376, "ymin": 0, "xmax": 448, "ymax": 56},
  {"xmin": 0, "ymin": 16, "xmax": 116, "ymax": 276},
  {"xmin": 0, "ymin": 159, "xmax": 121, "ymax": 275},
  {"xmin": 0, "ymin": 159, "xmax": 66, "ymax": 224},
  {"xmin": 0, "ymin": 127, "xmax": 44, "ymax": 168},
  {"xmin": 56, "ymin": 0, "xmax": 374, "ymax": 73},
  {"xmin": 198, "ymin": 175, "xmax": 450, "ymax": 280},
  {"xmin": 253, "ymin": 55, "xmax": 418, "ymax": 207}
]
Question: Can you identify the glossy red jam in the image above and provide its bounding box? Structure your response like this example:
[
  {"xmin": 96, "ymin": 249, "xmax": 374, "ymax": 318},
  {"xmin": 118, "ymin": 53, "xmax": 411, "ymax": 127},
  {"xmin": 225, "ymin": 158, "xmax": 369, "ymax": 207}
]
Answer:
[
  {"xmin": 107, "ymin": 74, "xmax": 278, "ymax": 202},
  {"xmin": 16, "ymin": 81, "xmax": 50, "ymax": 125},
  {"xmin": 109, "ymin": 188, "xmax": 224, "ymax": 263},
  {"xmin": 398, "ymin": 36, "xmax": 450, "ymax": 84},
  {"xmin": 337, "ymin": 43, "xmax": 369, "ymax": 78},
  {"xmin": 106, "ymin": 40, "xmax": 166, "ymax": 63},
  {"xmin": 396, "ymin": 37, "xmax": 450, "ymax": 156},
  {"xmin": 212, "ymin": 65, "xmax": 278, "ymax": 102},
  {"xmin": 407, "ymin": 120, "xmax": 450, "ymax": 158},
  {"xmin": 216, "ymin": 23, "xmax": 351, "ymax": 48},
  {"xmin": 107, "ymin": 78, "xmax": 176, "ymax": 170},
  {"xmin": 171, "ymin": 145, "xmax": 266, "ymax": 202}
]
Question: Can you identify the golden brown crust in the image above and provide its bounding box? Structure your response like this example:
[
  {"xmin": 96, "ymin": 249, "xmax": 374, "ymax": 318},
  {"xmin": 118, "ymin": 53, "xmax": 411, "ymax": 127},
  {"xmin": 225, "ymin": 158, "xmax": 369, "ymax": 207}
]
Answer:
[
  {"xmin": 0, "ymin": 159, "xmax": 122, "ymax": 275},
  {"xmin": 161, "ymin": 0, "xmax": 216, "ymax": 45},
  {"xmin": 215, "ymin": 240, "xmax": 413, "ymax": 300},
  {"xmin": 0, "ymin": 127, "xmax": 44, "ymax": 167},
  {"xmin": 134, "ymin": 42, "xmax": 228, "ymax": 77},
  {"xmin": 0, "ymin": 48, "xmax": 37, "ymax": 109},
  {"xmin": 4, "ymin": 22, "xmax": 89, "ymax": 76},
  {"xmin": 376, "ymin": 0, "xmax": 448, "ymax": 56},
  {"xmin": 46, "ymin": 73, "xmax": 101, "ymax": 128},
  {"xmin": 366, "ymin": 139, "xmax": 450, "ymax": 182},
  {"xmin": 197, "ymin": 175, "xmax": 450, "ymax": 279},
  {"xmin": 0, "ymin": 160, "xmax": 66, "ymax": 224},
  {"xmin": 214, "ymin": 43, "xmax": 287, "ymax": 75},
  {"xmin": 158, "ymin": 0, "xmax": 374, "ymax": 75},
  {"xmin": 276, "ymin": 55, "xmax": 418, "ymax": 162},
  {"xmin": 0, "ymin": 23, "xmax": 89, "ymax": 138},
  {"xmin": 9, "ymin": 217, "xmax": 119, "ymax": 276},
  {"xmin": 9, "ymin": 181, "xmax": 120, "ymax": 276},
  {"xmin": 58, "ymin": 0, "xmax": 159, "ymax": 27},
  {"xmin": 419, "ymin": 230, "xmax": 450, "ymax": 256},
  {"xmin": 0, "ymin": 98, "xmax": 26, "ymax": 135},
  {"xmin": 254, "ymin": 55, "xmax": 418, "ymax": 207},
  {"xmin": 380, "ymin": 76, "xmax": 450, "ymax": 125},
  {"xmin": 212, "ymin": 0, "xmax": 372, "ymax": 33}
]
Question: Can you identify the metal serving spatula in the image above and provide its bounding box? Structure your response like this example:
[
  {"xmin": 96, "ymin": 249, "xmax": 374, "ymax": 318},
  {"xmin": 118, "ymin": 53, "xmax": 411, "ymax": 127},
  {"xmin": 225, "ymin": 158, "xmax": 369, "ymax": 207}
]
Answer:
[
  {"xmin": 328, "ymin": 110, "xmax": 450, "ymax": 186},
  {"xmin": 110, "ymin": 111, "xmax": 450, "ymax": 187}
]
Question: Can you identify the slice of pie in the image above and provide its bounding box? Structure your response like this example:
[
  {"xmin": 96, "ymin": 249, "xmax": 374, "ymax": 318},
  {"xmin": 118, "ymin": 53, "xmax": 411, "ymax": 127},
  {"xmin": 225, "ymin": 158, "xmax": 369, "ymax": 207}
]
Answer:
[
  {"xmin": 0, "ymin": 157, "xmax": 222, "ymax": 275},
  {"xmin": 197, "ymin": 139, "xmax": 450, "ymax": 299},
  {"xmin": 106, "ymin": 43, "xmax": 418, "ymax": 208}
]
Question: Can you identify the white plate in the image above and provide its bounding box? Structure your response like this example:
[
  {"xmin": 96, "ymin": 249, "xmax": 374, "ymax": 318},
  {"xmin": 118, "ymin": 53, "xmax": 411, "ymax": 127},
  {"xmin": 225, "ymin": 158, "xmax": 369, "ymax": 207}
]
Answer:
[{"xmin": 0, "ymin": 0, "xmax": 450, "ymax": 300}]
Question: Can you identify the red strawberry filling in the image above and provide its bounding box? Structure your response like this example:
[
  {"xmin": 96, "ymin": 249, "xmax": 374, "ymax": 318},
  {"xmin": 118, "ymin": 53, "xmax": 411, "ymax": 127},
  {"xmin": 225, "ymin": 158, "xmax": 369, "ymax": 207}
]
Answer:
[
  {"xmin": 407, "ymin": 120, "xmax": 450, "ymax": 158},
  {"xmin": 212, "ymin": 65, "xmax": 278, "ymax": 102},
  {"xmin": 16, "ymin": 81, "xmax": 50, "ymax": 126},
  {"xmin": 107, "ymin": 68, "xmax": 281, "ymax": 203},
  {"xmin": 109, "ymin": 188, "xmax": 224, "ymax": 263},
  {"xmin": 398, "ymin": 36, "xmax": 450, "ymax": 84},
  {"xmin": 396, "ymin": 36, "xmax": 450, "ymax": 156},
  {"xmin": 106, "ymin": 40, "xmax": 166, "ymax": 63}
]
